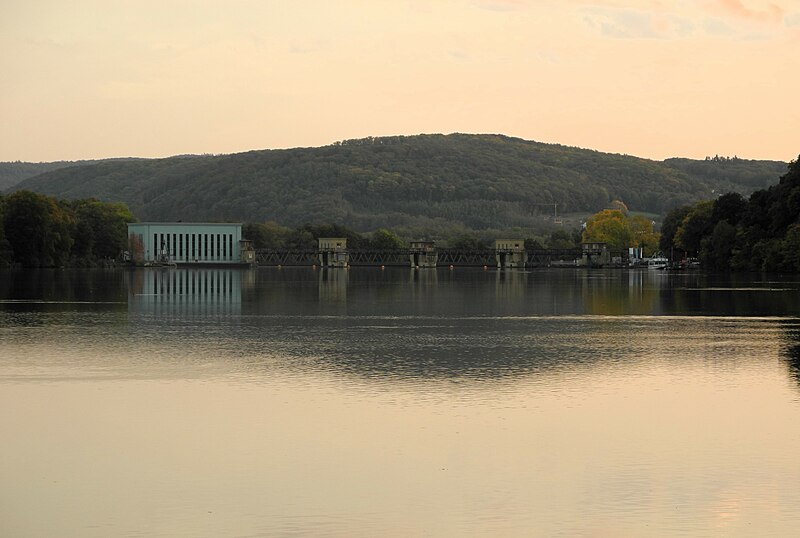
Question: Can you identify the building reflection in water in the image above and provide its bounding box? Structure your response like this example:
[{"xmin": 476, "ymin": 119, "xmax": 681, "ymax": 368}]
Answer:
[
  {"xmin": 409, "ymin": 267, "xmax": 438, "ymax": 284},
  {"xmin": 494, "ymin": 268, "xmax": 525, "ymax": 300},
  {"xmin": 577, "ymin": 269, "xmax": 664, "ymax": 316},
  {"xmin": 409, "ymin": 267, "xmax": 438, "ymax": 303},
  {"xmin": 127, "ymin": 268, "xmax": 253, "ymax": 317},
  {"xmin": 318, "ymin": 268, "xmax": 348, "ymax": 303}
]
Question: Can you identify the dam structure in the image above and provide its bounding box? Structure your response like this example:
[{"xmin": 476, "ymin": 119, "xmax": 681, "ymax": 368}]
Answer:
[{"xmin": 254, "ymin": 241, "xmax": 592, "ymax": 268}]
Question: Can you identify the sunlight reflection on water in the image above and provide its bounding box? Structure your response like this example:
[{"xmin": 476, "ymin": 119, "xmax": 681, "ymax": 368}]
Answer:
[{"xmin": 1, "ymin": 268, "xmax": 800, "ymax": 537}]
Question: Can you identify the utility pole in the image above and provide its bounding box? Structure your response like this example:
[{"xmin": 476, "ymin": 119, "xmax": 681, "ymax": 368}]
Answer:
[{"xmin": 532, "ymin": 203, "xmax": 561, "ymax": 225}]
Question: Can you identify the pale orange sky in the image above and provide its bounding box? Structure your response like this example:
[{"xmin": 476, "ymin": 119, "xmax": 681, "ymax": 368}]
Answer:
[{"xmin": 1, "ymin": 0, "xmax": 798, "ymax": 162}]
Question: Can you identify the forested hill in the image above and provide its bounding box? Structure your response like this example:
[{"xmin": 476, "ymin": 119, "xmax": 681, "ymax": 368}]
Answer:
[
  {"xmin": 664, "ymin": 156, "xmax": 787, "ymax": 194},
  {"xmin": 0, "ymin": 158, "xmax": 146, "ymax": 191},
  {"xmin": 8, "ymin": 134, "xmax": 788, "ymax": 232},
  {"xmin": 0, "ymin": 162, "xmax": 84, "ymax": 191}
]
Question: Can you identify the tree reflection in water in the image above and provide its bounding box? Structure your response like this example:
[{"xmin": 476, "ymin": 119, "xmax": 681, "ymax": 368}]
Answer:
[{"xmin": 784, "ymin": 322, "xmax": 800, "ymax": 387}]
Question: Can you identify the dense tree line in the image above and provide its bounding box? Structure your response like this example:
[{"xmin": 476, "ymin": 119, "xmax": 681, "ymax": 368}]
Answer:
[
  {"xmin": 9, "ymin": 135, "xmax": 784, "ymax": 238},
  {"xmin": 242, "ymin": 222, "xmax": 393, "ymax": 250},
  {"xmin": 0, "ymin": 191, "xmax": 136, "ymax": 267},
  {"xmin": 660, "ymin": 158, "xmax": 800, "ymax": 272}
]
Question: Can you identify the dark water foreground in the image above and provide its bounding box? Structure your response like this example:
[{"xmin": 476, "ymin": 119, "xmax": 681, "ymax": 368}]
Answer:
[{"xmin": 2, "ymin": 268, "xmax": 800, "ymax": 537}]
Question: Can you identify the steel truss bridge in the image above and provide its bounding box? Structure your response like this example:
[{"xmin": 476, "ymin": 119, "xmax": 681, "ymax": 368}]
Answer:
[{"xmin": 254, "ymin": 248, "xmax": 595, "ymax": 267}]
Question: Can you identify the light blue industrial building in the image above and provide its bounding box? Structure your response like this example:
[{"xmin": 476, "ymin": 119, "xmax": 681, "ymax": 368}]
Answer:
[{"xmin": 127, "ymin": 222, "xmax": 250, "ymax": 265}]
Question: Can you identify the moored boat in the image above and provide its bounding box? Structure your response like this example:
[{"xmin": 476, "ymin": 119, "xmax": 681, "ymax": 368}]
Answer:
[{"xmin": 647, "ymin": 253, "xmax": 669, "ymax": 270}]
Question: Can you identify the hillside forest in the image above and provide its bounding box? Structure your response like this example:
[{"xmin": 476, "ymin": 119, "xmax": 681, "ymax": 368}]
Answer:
[
  {"xmin": 0, "ymin": 158, "xmax": 145, "ymax": 191},
  {"xmin": 0, "ymin": 135, "xmax": 796, "ymax": 271},
  {"xmin": 4, "ymin": 135, "xmax": 787, "ymax": 240},
  {"xmin": 2, "ymin": 154, "xmax": 798, "ymax": 271}
]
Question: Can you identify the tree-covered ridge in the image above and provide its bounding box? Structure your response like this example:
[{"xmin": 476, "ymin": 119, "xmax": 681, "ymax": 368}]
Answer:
[
  {"xmin": 0, "ymin": 158, "xmax": 149, "ymax": 191},
  {"xmin": 660, "ymin": 157, "xmax": 800, "ymax": 272},
  {"xmin": 8, "ymin": 135, "xmax": 787, "ymax": 237},
  {"xmin": 664, "ymin": 156, "xmax": 787, "ymax": 195},
  {"xmin": 4, "ymin": 135, "xmax": 700, "ymax": 230},
  {"xmin": 0, "ymin": 162, "xmax": 80, "ymax": 191}
]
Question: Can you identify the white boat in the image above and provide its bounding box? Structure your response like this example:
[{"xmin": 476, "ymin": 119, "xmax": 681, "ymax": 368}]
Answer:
[{"xmin": 647, "ymin": 254, "xmax": 669, "ymax": 270}]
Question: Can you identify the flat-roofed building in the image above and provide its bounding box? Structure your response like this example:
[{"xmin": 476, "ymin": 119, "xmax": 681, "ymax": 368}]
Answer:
[
  {"xmin": 495, "ymin": 239, "xmax": 527, "ymax": 268},
  {"xmin": 318, "ymin": 237, "xmax": 348, "ymax": 268},
  {"xmin": 410, "ymin": 240, "xmax": 437, "ymax": 268},
  {"xmin": 127, "ymin": 222, "xmax": 245, "ymax": 265},
  {"xmin": 580, "ymin": 241, "xmax": 610, "ymax": 267}
]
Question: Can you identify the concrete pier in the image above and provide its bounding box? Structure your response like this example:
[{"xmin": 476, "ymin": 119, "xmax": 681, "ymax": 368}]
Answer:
[
  {"xmin": 495, "ymin": 239, "xmax": 527, "ymax": 269},
  {"xmin": 318, "ymin": 238, "xmax": 349, "ymax": 268},
  {"xmin": 409, "ymin": 241, "xmax": 438, "ymax": 268}
]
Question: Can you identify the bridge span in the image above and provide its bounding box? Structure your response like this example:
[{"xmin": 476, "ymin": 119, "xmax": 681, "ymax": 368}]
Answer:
[{"xmin": 254, "ymin": 248, "xmax": 591, "ymax": 268}]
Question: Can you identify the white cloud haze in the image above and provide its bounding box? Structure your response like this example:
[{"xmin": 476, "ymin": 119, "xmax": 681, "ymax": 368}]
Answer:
[{"xmin": 1, "ymin": 0, "xmax": 797, "ymax": 161}]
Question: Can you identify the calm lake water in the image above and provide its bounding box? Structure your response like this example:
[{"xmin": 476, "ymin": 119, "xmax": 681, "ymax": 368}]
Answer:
[{"xmin": 2, "ymin": 267, "xmax": 800, "ymax": 537}]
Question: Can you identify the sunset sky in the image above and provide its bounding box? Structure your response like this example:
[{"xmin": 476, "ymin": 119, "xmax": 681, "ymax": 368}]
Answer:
[{"xmin": 1, "ymin": 0, "xmax": 798, "ymax": 162}]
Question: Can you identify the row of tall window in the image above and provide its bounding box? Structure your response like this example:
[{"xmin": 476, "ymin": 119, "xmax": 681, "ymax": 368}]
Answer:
[
  {"xmin": 151, "ymin": 270, "xmax": 236, "ymax": 297},
  {"xmin": 155, "ymin": 232, "xmax": 235, "ymax": 261}
]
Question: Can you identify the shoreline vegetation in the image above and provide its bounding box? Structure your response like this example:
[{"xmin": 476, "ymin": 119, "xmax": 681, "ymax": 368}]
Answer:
[
  {"xmin": 660, "ymin": 157, "xmax": 800, "ymax": 272},
  {"xmin": 0, "ymin": 191, "xmax": 134, "ymax": 269},
  {"xmin": 0, "ymin": 143, "xmax": 797, "ymax": 272}
]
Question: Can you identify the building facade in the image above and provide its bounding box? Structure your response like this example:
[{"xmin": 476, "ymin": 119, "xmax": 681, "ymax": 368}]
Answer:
[
  {"xmin": 579, "ymin": 241, "xmax": 610, "ymax": 267},
  {"xmin": 410, "ymin": 240, "xmax": 437, "ymax": 268},
  {"xmin": 317, "ymin": 237, "xmax": 348, "ymax": 268},
  {"xmin": 494, "ymin": 239, "xmax": 527, "ymax": 268},
  {"xmin": 127, "ymin": 222, "xmax": 244, "ymax": 264}
]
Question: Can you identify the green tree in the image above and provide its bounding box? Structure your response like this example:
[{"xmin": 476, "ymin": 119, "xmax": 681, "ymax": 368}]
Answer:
[
  {"xmin": 711, "ymin": 192, "xmax": 747, "ymax": 226},
  {"xmin": 546, "ymin": 229, "xmax": 578, "ymax": 249},
  {"xmin": 243, "ymin": 221, "xmax": 292, "ymax": 249},
  {"xmin": 630, "ymin": 215, "xmax": 659, "ymax": 256},
  {"xmin": 67, "ymin": 199, "xmax": 136, "ymax": 261},
  {"xmin": 369, "ymin": 228, "xmax": 405, "ymax": 250},
  {"xmin": 0, "ymin": 195, "xmax": 12, "ymax": 266},
  {"xmin": 581, "ymin": 210, "xmax": 635, "ymax": 250},
  {"xmin": 286, "ymin": 223, "xmax": 368, "ymax": 250},
  {"xmin": 449, "ymin": 233, "xmax": 486, "ymax": 249},
  {"xmin": 760, "ymin": 238, "xmax": 784, "ymax": 272},
  {"xmin": 674, "ymin": 201, "xmax": 713, "ymax": 256},
  {"xmin": 659, "ymin": 205, "xmax": 692, "ymax": 255},
  {"xmin": 2, "ymin": 191, "xmax": 75, "ymax": 267},
  {"xmin": 524, "ymin": 237, "xmax": 545, "ymax": 250},
  {"xmin": 781, "ymin": 224, "xmax": 800, "ymax": 272},
  {"xmin": 700, "ymin": 220, "xmax": 737, "ymax": 271},
  {"xmin": 285, "ymin": 229, "xmax": 315, "ymax": 249}
]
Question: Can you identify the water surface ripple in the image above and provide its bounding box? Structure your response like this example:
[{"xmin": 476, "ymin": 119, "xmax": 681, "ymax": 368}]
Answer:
[{"xmin": 1, "ymin": 268, "xmax": 800, "ymax": 537}]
